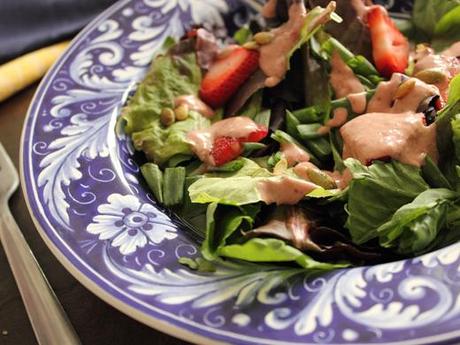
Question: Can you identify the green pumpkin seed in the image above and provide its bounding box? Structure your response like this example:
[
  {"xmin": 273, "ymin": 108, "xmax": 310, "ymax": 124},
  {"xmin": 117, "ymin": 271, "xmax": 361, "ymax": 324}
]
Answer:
[
  {"xmin": 394, "ymin": 78, "xmax": 416, "ymax": 100},
  {"xmin": 253, "ymin": 32, "xmax": 274, "ymax": 45},
  {"xmin": 161, "ymin": 107, "xmax": 175, "ymax": 126},
  {"xmin": 415, "ymin": 68, "xmax": 447, "ymax": 84},
  {"xmin": 175, "ymin": 104, "xmax": 189, "ymax": 121},
  {"xmin": 306, "ymin": 168, "xmax": 337, "ymax": 189}
]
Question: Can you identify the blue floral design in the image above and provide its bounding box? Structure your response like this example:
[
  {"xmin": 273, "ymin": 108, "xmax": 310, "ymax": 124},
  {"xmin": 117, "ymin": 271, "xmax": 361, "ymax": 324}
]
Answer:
[{"xmin": 87, "ymin": 194, "xmax": 177, "ymax": 255}]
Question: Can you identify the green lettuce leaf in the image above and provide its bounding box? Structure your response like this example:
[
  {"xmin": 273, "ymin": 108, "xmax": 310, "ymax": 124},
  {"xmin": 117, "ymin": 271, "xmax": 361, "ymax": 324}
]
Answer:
[
  {"xmin": 218, "ymin": 238, "xmax": 348, "ymax": 270},
  {"xmin": 378, "ymin": 189, "xmax": 458, "ymax": 254},
  {"xmin": 122, "ymin": 52, "xmax": 201, "ymax": 134},
  {"xmin": 344, "ymin": 159, "xmax": 429, "ymax": 244},
  {"xmin": 121, "ymin": 46, "xmax": 207, "ymax": 165},
  {"xmin": 202, "ymin": 203, "xmax": 260, "ymax": 260},
  {"xmin": 412, "ymin": 0, "xmax": 460, "ymax": 50},
  {"xmin": 132, "ymin": 111, "xmax": 210, "ymax": 165}
]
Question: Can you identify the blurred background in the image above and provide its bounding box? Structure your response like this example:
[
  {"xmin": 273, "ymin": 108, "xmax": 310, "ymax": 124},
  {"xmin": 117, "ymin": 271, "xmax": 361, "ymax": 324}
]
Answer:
[{"xmin": 0, "ymin": 0, "xmax": 117, "ymax": 64}]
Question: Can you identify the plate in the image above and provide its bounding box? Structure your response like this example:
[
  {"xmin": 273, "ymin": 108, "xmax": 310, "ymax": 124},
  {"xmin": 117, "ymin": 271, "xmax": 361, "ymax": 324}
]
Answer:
[{"xmin": 21, "ymin": 0, "xmax": 460, "ymax": 344}]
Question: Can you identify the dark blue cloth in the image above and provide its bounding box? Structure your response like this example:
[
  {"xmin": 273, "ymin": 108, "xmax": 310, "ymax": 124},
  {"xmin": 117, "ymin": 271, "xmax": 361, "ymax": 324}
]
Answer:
[{"xmin": 0, "ymin": 0, "xmax": 117, "ymax": 63}]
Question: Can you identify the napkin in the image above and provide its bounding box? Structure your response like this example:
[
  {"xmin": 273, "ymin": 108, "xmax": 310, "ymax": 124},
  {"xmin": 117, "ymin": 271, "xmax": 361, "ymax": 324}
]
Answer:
[{"xmin": 0, "ymin": 41, "xmax": 70, "ymax": 102}]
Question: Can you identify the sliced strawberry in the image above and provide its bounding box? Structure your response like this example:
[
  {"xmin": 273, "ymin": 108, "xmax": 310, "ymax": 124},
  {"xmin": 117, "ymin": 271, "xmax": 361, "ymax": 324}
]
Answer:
[
  {"xmin": 211, "ymin": 137, "xmax": 243, "ymax": 166},
  {"xmin": 200, "ymin": 47, "xmax": 259, "ymax": 108},
  {"xmin": 367, "ymin": 6, "xmax": 409, "ymax": 78},
  {"xmin": 240, "ymin": 124, "xmax": 269, "ymax": 143}
]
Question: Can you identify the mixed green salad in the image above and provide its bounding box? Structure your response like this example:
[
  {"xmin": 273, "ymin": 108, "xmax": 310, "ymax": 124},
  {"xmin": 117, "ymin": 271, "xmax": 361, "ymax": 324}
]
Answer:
[{"xmin": 121, "ymin": 0, "xmax": 460, "ymax": 270}]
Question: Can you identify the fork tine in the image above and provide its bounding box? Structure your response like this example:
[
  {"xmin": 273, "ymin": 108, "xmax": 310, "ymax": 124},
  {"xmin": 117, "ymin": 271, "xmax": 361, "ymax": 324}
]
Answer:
[{"xmin": 0, "ymin": 141, "xmax": 19, "ymax": 201}]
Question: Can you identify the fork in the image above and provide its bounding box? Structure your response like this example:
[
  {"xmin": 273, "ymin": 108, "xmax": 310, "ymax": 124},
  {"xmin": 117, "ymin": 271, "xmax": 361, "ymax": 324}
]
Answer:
[{"xmin": 0, "ymin": 142, "xmax": 80, "ymax": 345}]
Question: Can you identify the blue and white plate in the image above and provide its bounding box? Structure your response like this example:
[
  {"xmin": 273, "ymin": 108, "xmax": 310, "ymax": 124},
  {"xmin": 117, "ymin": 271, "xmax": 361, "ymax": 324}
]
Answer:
[{"xmin": 21, "ymin": 0, "xmax": 460, "ymax": 344}]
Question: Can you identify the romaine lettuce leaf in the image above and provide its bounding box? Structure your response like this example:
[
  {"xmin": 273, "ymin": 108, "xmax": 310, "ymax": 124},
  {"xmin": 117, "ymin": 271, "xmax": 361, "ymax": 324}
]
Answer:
[
  {"xmin": 344, "ymin": 159, "xmax": 429, "ymax": 244},
  {"xmin": 377, "ymin": 189, "xmax": 458, "ymax": 254},
  {"xmin": 218, "ymin": 238, "xmax": 348, "ymax": 270}
]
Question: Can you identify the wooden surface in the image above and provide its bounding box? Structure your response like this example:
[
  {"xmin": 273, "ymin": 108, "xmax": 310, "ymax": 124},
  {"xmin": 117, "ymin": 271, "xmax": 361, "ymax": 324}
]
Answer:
[{"xmin": 0, "ymin": 85, "xmax": 190, "ymax": 345}]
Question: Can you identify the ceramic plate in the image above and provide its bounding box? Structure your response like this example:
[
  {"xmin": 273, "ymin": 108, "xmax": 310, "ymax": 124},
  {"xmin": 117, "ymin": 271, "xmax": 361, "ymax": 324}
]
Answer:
[{"xmin": 21, "ymin": 0, "xmax": 460, "ymax": 344}]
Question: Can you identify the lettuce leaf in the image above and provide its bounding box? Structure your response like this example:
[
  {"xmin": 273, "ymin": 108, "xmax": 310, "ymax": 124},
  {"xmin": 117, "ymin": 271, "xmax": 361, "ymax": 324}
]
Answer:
[
  {"xmin": 132, "ymin": 111, "xmax": 210, "ymax": 165},
  {"xmin": 202, "ymin": 203, "xmax": 260, "ymax": 260},
  {"xmin": 344, "ymin": 159, "xmax": 429, "ymax": 244},
  {"xmin": 121, "ymin": 48, "xmax": 207, "ymax": 164},
  {"xmin": 123, "ymin": 52, "xmax": 201, "ymax": 134},
  {"xmin": 377, "ymin": 189, "xmax": 458, "ymax": 254},
  {"xmin": 218, "ymin": 238, "xmax": 348, "ymax": 270}
]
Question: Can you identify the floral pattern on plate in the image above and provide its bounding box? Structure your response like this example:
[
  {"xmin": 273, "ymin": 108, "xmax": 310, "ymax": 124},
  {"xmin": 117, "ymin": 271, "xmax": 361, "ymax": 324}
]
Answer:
[{"xmin": 22, "ymin": 0, "xmax": 460, "ymax": 344}]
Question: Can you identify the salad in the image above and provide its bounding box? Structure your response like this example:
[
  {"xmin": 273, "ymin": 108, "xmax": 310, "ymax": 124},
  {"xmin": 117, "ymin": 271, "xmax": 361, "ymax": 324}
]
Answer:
[{"xmin": 121, "ymin": 0, "xmax": 460, "ymax": 270}]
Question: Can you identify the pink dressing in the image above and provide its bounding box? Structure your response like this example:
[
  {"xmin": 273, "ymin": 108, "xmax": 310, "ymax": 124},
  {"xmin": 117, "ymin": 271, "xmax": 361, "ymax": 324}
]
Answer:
[
  {"xmin": 327, "ymin": 169, "xmax": 353, "ymax": 190},
  {"xmin": 327, "ymin": 107, "xmax": 349, "ymax": 128},
  {"xmin": 187, "ymin": 117, "xmax": 260, "ymax": 165},
  {"xmin": 340, "ymin": 111, "xmax": 438, "ymax": 167},
  {"xmin": 330, "ymin": 51, "xmax": 365, "ymax": 98},
  {"xmin": 259, "ymin": 1, "xmax": 335, "ymax": 88},
  {"xmin": 281, "ymin": 142, "xmax": 310, "ymax": 166},
  {"xmin": 257, "ymin": 176, "xmax": 319, "ymax": 205},
  {"xmin": 443, "ymin": 41, "xmax": 460, "ymax": 58},
  {"xmin": 350, "ymin": 0, "xmax": 371, "ymax": 19},
  {"xmin": 367, "ymin": 74, "xmax": 439, "ymax": 113},
  {"xmin": 175, "ymin": 95, "xmax": 215, "ymax": 118},
  {"xmin": 262, "ymin": 0, "xmax": 277, "ymax": 18},
  {"xmin": 413, "ymin": 49, "xmax": 460, "ymax": 102},
  {"xmin": 347, "ymin": 92, "xmax": 367, "ymax": 114}
]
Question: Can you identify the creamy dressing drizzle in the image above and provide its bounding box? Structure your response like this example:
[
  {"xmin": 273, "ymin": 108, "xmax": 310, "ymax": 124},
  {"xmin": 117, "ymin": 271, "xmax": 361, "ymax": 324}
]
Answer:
[
  {"xmin": 367, "ymin": 73, "xmax": 439, "ymax": 113},
  {"xmin": 341, "ymin": 111, "xmax": 438, "ymax": 167},
  {"xmin": 443, "ymin": 41, "xmax": 460, "ymax": 58},
  {"xmin": 330, "ymin": 51, "xmax": 365, "ymax": 98},
  {"xmin": 327, "ymin": 107, "xmax": 349, "ymax": 128},
  {"xmin": 257, "ymin": 176, "xmax": 319, "ymax": 205},
  {"xmin": 347, "ymin": 92, "xmax": 367, "ymax": 114},
  {"xmin": 259, "ymin": 1, "xmax": 335, "ymax": 88},
  {"xmin": 175, "ymin": 95, "xmax": 215, "ymax": 118},
  {"xmin": 262, "ymin": 0, "xmax": 277, "ymax": 18},
  {"xmin": 281, "ymin": 142, "xmax": 310, "ymax": 166},
  {"xmin": 259, "ymin": 0, "xmax": 307, "ymax": 87},
  {"xmin": 187, "ymin": 117, "xmax": 260, "ymax": 165},
  {"xmin": 413, "ymin": 44, "xmax": 460, "ymax": 102}
]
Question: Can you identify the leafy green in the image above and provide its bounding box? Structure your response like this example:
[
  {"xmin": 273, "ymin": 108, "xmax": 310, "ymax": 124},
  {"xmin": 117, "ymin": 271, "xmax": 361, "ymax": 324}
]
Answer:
[
  {"xmin": 123, "ymin": 52, "xmax": 201, "ymax": 134},
  {"xmin": 132, "ymin": 111, "xmax": 210, "ymax": 165},
  {"xmin": 413, "ymin": 0, "xmax": 460, "ymax": 38},
  {"xmin": 377, "ymin": 189, "xmax": 458, "ymax": 254},
  {"xmin": 233, "ymin": 26, "xmax": 253, "ymax": 45},
  {"xmin": 218, "ymin": 238, "xmax": 348, "ymax": 270},
  {"xmin": 412, "ymin": 0, "xmax": 460, "ymax": 50},
  {"xmin": 202, "ymin": 203, "xmax": 260, "ymax": 260},
  {"xmin": 344, "ymin": 159, "xmax": 429, "ymax": 244},
  {"xmin": 140, "ymin": 163, "xmax": 163, "ymax": 203},
  {"xmin": 286, "ymin": 4, "xmax": 338, "ymax": 67},
  {"xmin": 163, "ymin": 167, "xmax": 186, "ymax": 206}
]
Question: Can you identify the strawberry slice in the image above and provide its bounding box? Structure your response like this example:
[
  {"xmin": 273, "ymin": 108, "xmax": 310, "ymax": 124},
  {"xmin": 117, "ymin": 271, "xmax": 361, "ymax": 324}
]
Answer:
[
  {"xmin": 367, "ymin": 6, "xmax": 409, "ymax": 78},
  {"xmin": 211, "ymin": 137, "xmax": 243, "ymax": 166},
  {"xmin": 200, "ymin": 46, "xmax": 260, "ymax": 108},
  {"xmin": 240, "ymin": 124, "xmax": 269, "ymax": 143}
]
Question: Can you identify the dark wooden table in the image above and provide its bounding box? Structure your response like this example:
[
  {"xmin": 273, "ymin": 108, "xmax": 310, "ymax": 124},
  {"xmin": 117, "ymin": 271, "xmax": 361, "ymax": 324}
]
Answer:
[{"xmin": 0, "ymin": 85, "xmax": 189, "ymax": 345}]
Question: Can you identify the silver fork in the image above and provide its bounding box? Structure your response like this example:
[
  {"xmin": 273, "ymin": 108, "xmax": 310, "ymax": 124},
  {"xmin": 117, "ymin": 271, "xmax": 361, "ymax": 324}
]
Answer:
[{"xmin": 0, "ymin": 142, "xmax": 80, "ymax": 345}]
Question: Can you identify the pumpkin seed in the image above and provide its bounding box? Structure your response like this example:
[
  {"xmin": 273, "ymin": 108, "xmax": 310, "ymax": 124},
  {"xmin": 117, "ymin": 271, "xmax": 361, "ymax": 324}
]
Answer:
[
  {"xmin": 253, "ymin": 32, "xmax": 274, "ymax": 45},
  {"xmin": 242, "ymin": 41, "xmax": 259, "ymax": 50},
  {"xmin": 306, "ymin": 168, "xmax": 336, "ymax": 189},
  {"xmin": 161, "ymin": 107, "xmax": 175, "ymax": 126},
  {"xmin": 415, "ymin": 68, "xmax": 447, "ymax": 84},
  {"xmin": 175, "ymin": 104, "xmax": 189, "ymax": 121},
  {"xmin": 394, "ymin": 78, "xmax": 416, "ymax": 100}
]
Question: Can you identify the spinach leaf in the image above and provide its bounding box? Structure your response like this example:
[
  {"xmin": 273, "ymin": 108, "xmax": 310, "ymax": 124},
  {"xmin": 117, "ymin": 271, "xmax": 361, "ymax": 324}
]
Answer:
[
  {"xmin": 344, "ymin": 159, "xmax": 429, "ymax": 244},
  {"xmin": 378, "ymin": 189, "xmax": 458, "ymax": 254}
]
